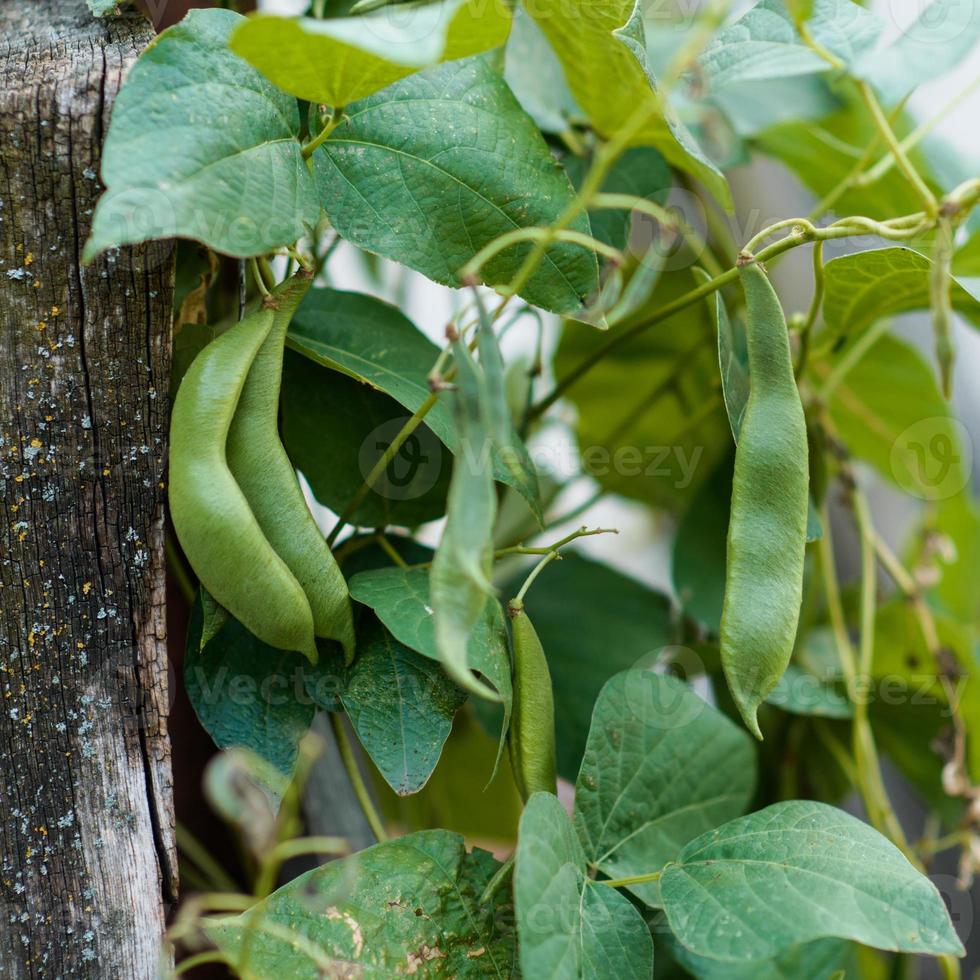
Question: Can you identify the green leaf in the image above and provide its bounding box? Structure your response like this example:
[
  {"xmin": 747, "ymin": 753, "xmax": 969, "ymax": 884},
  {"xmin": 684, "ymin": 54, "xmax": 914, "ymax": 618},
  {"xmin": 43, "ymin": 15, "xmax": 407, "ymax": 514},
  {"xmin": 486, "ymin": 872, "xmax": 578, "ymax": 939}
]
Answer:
[
  {"xmin": 230, "ymin": 0, "xmax": 511, "ymax": 107},
  {"xmin": 526, "ymin": 0, "xmax": 730, "ymax": 208},
  {"xmin": 672, "ymin": 458, "xmax": 732, "ymax": 634},
  {"xmin": 661, "ymin": 800, "xmax": 964, "ymax": 961},
  {"xmin": 697, "ymin": 0, "xmax": 830, "ymax": 89},
  {"xmin": 287, "ymin": 287, "xmax": 540, "ymax": 517},
  {"xmin": 854, "ymin": 0, "xmax": 980, "ymax": 103},
  {"xmin": 185, "ymin": 594, "xmax": 316, "ymax": 801},
  {"xmin": 84, "ymin": 9, "xmax": 317, "ymax": 261},
  {"xmin": 348, "ymin": 566, "xmax": 513, "ymax": 708},
  {"xmin": 574, "ymin": 671, "xmax": 756, "ymax": 907},
  {"xmin": 765, "ymin": 664, "xmax": 853, "ymax": 719},
  {"xmin": 341, "ymin": 616, "xmax": 465, "ymax": 796},
  {"xmin": 206, "ymin": 831, "xmax": 516, "ymax": 977},
  {"xmin": 669, "ymin": 935, "xmax": 854, "ymax": 980},
  {"xmin": 554, "ymin": 269, "xmax": 730, "ymax": 510},
  {"xmin": 504, "ymin": 552, "xmax": 675, "ymax": 778},
  {"xmin": 503, "ymin": 5, "xmax": 581, "ymax": 134},
  {"xmin": 816, "ymin": 331, "xmax": 971, "ymax": 502},
  {"xmin": 515, "ymin": 793, "xmax": 654, "ymax": 979},
  {"xmin": 314, "ymin": 55, "xmax": 599, "ymax": 316},
  {"xmin": 698, "ymin": 0, "xmax": 887, "ymax": 98},
  {"xmin": 430, "ymin": 336, "xmax": 500, "ymax": 701},
  {"xmin": 280, "ymin": 348, "xmax": 452, "ymax": 527},
  {"xmin": 821, "ymin": 246, "xmax": 980, "ymax": 346}
]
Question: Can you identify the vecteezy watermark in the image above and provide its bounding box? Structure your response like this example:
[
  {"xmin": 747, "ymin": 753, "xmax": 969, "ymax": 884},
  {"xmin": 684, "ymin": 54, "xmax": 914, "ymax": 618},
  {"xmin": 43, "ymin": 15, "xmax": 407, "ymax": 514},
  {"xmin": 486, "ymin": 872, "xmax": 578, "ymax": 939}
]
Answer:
[
  {"xmin": 358, "ymin": 416, "xmax": 445, "ymax": 502},
  {"xmin": 890, "ymin": 417, "xmax": 973, "ymax": 501}
]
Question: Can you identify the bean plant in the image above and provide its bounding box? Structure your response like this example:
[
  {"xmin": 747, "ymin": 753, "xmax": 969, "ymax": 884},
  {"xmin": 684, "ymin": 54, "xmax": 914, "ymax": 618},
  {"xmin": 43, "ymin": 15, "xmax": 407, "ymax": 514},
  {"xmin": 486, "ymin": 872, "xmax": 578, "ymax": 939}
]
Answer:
[{"xmin": 88, "ymin": 0, "xmax": 980, "ymax": 976}]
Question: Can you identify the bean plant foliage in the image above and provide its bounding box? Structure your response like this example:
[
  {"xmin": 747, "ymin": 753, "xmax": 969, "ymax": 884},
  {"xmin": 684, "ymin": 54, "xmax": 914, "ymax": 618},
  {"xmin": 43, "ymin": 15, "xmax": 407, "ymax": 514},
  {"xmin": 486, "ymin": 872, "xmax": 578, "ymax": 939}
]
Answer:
[{"xmin": 86, "ymin": 0, "xmax": 980, "ymax": 975}]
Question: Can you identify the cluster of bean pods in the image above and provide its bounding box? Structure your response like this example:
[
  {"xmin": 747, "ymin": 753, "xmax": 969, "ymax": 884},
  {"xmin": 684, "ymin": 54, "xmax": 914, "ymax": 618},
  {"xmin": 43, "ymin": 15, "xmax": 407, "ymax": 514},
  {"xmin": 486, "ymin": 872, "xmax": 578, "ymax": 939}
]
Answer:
[{"xmin": 169, "ymin": 272, "xmax": 355, "ymax": 665}]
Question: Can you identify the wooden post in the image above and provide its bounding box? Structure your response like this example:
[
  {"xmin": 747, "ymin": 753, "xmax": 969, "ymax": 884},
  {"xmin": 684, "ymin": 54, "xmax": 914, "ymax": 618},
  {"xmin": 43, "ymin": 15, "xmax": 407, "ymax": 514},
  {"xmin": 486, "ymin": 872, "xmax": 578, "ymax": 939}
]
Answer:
[{"xmin": 0, "ymin": 3, "xmax": 176, "ymax": 977}]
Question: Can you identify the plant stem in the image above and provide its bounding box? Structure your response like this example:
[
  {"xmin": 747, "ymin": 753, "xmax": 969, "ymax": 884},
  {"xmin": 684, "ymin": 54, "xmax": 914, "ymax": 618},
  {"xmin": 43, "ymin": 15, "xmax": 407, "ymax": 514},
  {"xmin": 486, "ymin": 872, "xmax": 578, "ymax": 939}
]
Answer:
[
  {"xmin": 511, "ymin": 526, "xmax": 617, "ymax": 604},
  {"xmin": 794, "ymin": 240, "xmax": 824, "ymax": 377},
  {"xmin": 326, "ymin": 389, "xmax": 439, "ymax": 546},
  {"xmin": 376, "ymin": 534, "xmax": 409, "ymax": 569},
  {"xmin": 329, "ymin": 711, "xmax": 388, "ymax": 843},
  {"xmin": 856, "ymin": 81, "xmax": 937, "ymax": 214},
  {"xmin": 301, "ymin": 106, "xmax": 346, "ymax": 160},
  {"xmin": 529, "ymin": 211, "xmax": 933, "ymax": 419},
  {"xmin": 175, "ymin": 822, "xmax": 239, "ymax": 894},
  {"xmin": 597, "ymin": 870, "xmax": 662, "ymax": 888}
]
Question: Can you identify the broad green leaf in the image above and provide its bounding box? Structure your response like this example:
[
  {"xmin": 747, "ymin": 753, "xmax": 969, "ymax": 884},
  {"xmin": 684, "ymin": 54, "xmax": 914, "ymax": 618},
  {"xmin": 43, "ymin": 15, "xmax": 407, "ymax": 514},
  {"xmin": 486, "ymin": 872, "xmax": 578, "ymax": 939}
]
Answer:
[
  {"xmin": 230, "ymin": 0, "xmax": 511, "ymax": 107},
  {"xmin": 698, "ymin": 0, "xmax": 885, "ymax": 95},
  {"xmin": 504, "ymin": 5, "xmax": 581, "ymax": 134},
  {"xmin": 287, "ymin": 287, "xmax": 540, "ymax": 517},
  {"xmin": 765, "ymin": 664, "xmax": 852, "ymax": 719},
  {"xmin": 854, "ymin": 0, "xmax": 980, "ymax": 103},
  {"xmin": 672, "ymin": 458, "xmax": 732, "ymax": 634},
  {"xmin": 206, "ymin": 831, "xmax": 516, "ymax": 977},
  {"xmin": 515, "ymin": 793, "xmax": 654, "ymax": 980},
  {"xmin": 84, "ymin": 9, "xmax": 317, "ymax": 261},
  {"xmin": 341, "ymin": 616, "xmax": 465, "ymax": 796},
  {"xmin": 661, "ymin": 800, "xmax": 964, "ymax": 961},
  {"xmin": 815, "ymin": 332, "xmax": 971, "ymax": 501},
  {"xmin": 527, "ymin": 0, "xmax": 730, "ymax": 208},
  {"xmin": 185, "ymin": 594, "xmax": 315, "ymax": 801},
  {"xmin": 668, "ymin": 935, "xmax": 854, "ymax": 980},
  {"xmin": 314, "ymin": 55, "xmax": 599, "ymax": 316},
  {"xmin": 349, "ymin": 566, "xmax": 513, "ymax": 708},
  {"xmin": 821, "ymin": 247, "xmax": 980, "ymax": 345},
  {"xmin": 575, "ymin": 671, "xmax": 755, "ymax": 907},
  {"xmin": 554, "ymin": 269, "xmax": 730, "ymax": 510},
  {"xmin": 376, "ymin": 709, "xmax": 523, "ymax": 842},
  {"xmin": 697, "ymin": 0, "xmax": 831, "ymax": 89},
  {"xmin": 281, "ymin": 349, "xmax": 452, "ymax": 527},
  {"xmin": 504, "ymin": 552, "xmax": 675, "ymax": 778},
  {"xmin": 430, "ymin": 336, "xmax": 500, "ymax": 701}
]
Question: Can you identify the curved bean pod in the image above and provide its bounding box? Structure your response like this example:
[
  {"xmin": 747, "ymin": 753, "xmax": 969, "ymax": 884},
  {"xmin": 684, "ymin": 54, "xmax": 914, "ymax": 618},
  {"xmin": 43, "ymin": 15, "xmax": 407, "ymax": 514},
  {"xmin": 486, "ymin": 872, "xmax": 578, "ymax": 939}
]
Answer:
[
  {"xmin": 507, "ymin": 598, "xmax": 557, "ymax": 800},
  {"xmin": 227, "ymin": 273, "xmax": 356, "ymax": 663},
  {"xmin": 170, "ymin": 307, "xmax": 318, "ymax": 663},
  {"xmin": 720, "ymin": 260, "xmax": 809, "ymax": 738}
]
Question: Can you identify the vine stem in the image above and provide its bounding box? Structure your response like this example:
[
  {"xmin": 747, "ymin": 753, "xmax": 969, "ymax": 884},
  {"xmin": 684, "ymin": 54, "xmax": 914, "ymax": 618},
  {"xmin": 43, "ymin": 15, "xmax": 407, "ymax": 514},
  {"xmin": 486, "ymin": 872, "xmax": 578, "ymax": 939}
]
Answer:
[
  {"xmin": 326, "ymin": 389, "xmax": 439, "ymax": 546},
  {"xmin": 597, "ymin": 870, "xmax": 662, "ymax": 888},
  {"xmin": 856, "ymin": 80, "xmax": 938, "ymax": 215},
  {"xmin": 529, "ymin": 212, "xmax": 925, "ymax": 419},
  {"xmin": 329, "ymin": 711, "xmax": 388, "ymax": 843},
  {"xmin": 817, "ymin": 497, "xmax": 915, "ymax": 862},
  {"xmin": 302, "ymin": 106, "xmax": 346, "ymax": 159},
  {"xmin": 512, "ymin": 526, "xmax": 617, "ymax": 604},
  {"xmin": 794, "ymin": 239, "xmax": 824, "ymax": 377}
]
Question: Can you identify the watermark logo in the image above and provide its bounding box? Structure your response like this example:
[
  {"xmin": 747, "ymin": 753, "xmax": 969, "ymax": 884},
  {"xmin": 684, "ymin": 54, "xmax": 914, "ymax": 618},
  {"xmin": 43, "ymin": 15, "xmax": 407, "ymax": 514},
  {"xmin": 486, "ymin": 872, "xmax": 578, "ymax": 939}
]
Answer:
[{"xmin": 890, "ymin": 417, "xmax": 972, "ymax": 501}]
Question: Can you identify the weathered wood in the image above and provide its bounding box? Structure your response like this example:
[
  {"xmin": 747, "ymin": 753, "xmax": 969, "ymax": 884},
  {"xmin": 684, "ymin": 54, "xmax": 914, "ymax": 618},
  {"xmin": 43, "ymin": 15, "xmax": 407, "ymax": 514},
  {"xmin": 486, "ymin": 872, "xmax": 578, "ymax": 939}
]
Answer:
[{"xmin": 0, "ymin": 3, "xmax": 175, "ymax": 977}]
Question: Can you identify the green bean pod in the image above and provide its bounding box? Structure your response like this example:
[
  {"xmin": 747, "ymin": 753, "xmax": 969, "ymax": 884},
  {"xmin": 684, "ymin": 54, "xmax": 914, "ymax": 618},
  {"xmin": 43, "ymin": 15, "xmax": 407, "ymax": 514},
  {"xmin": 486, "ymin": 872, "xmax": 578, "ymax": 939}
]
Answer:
[
  {"xmin": 720, "ymin": 261, "xmax": 809, "ymax": 738},
  {"xmin": 170, "ymin": 307, "xmax": 318, "ymax": 663},
  {"xmin": 226, "ymin": 273, "xmax": 356, "ymax": 663},
  {"xmin": 507, "ymin": 599, "xmax": 557, "ymax": 800}
]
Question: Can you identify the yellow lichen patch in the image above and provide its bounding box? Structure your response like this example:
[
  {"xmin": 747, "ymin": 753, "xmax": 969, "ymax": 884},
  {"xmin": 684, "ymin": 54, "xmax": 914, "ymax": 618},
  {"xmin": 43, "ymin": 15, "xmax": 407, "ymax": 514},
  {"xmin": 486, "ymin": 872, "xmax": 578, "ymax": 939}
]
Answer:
[{"xmin": 82, "ymin": 582, "xmax": 92, "ymax": 595}]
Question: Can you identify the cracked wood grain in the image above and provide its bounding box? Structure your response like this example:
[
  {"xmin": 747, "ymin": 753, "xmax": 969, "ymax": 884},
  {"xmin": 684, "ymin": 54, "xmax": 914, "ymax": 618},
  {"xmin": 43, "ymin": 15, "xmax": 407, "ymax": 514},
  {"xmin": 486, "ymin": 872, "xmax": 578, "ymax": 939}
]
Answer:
[{"xmin": 0, "ymin": 3, "xmax": 175, "ymax": 977}]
